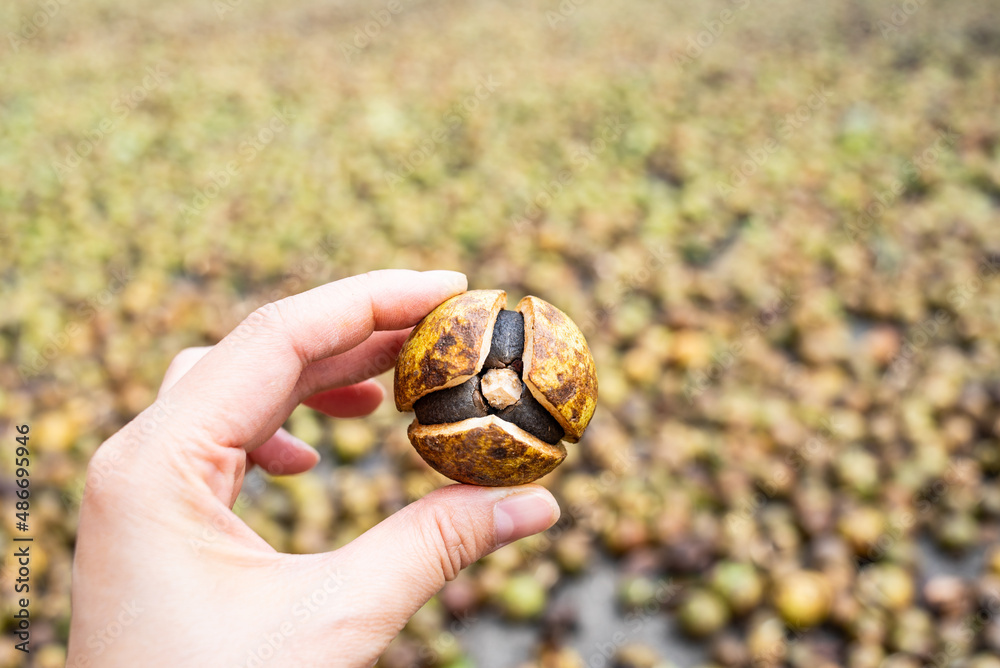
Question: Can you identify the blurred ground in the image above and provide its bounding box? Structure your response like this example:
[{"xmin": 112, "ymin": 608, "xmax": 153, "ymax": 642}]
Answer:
[{"xmin": 2, "ymin": 0, "xmax": 1000, "ymax": 666}]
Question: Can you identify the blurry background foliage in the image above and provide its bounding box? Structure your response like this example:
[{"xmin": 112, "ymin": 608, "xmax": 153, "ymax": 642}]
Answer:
[{"xmin": 2, "ymin": 0, "xmax": 1000, "ymax": 666}]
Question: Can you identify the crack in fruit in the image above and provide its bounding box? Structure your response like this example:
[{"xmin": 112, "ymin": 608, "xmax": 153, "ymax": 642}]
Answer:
[{"xmin": 413, "ymin": 309, "xmax": 566, "ymax": 444}]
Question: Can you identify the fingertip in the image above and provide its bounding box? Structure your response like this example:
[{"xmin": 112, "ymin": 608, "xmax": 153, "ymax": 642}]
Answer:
[
  {"xmin": 492, "ymin": 486, "xmax": 560, "ymax": 544},
  {"xmin": 423, "ymin": 270, "xmax": 467, "ymax": 295},
  {"xmin": 303, "ymin": 441, "xmax": 321, "ymax": 467},
  {"xmin": 250, "ymin": 429, "xmax": 321, "ymax": 476}
]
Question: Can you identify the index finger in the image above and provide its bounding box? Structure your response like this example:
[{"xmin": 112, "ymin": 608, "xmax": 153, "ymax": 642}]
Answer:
[{"xmin": 164, "ymin": 269, "xmax": 467, "ymax": 449}]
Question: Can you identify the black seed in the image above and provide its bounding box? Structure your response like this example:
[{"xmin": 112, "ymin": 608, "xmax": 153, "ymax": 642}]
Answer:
[
  {"xmin": 483, "ymin": 310, "xmax": 524, "ymax": 369},
  {"xmin": 497, "ymin": 385, "xmax": 565, "ymax": 444},
  {"xmin": 414, "ymin": 376, "xmax": 489, "ymax": 425}
]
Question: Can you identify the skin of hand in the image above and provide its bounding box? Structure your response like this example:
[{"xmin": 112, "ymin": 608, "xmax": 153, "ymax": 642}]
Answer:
[{"xmin": 66, "ymin": 270, "xmax": 561, "ymax": 668}]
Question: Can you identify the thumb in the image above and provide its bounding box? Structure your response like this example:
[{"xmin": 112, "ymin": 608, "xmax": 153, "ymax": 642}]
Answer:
[{"xmin": 337, "ymin": 484, "xmax": 559, "ymax": 622}]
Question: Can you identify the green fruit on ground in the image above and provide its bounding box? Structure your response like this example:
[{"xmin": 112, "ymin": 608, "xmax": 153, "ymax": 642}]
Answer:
[
  {"xmin": 710, "ymin": 561, "xmax": 764, "ymax": 616},
  {"xmin": 499, "ymin": 574, "xmax": 547, "ymax": 621},
  {"xmin": 678, "ymin": 589, "xmax": 730, "ymax": 638},
  {"xmin": 858, "ymin": 564, "xmax": 914, "ymax": 611},
  {"xmin": 772, "ymin": 571, "xmax": 832, "ymax": 629}
]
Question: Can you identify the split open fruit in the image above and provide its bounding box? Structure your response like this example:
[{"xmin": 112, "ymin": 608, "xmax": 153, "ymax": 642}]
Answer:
[{"xmin": 393, "ymin": 290, "xmax": 598, "ymax": 486}]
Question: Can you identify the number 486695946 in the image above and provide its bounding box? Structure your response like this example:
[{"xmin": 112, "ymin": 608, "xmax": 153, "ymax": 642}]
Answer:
[{"xmin": 15, "ymin": 425, "xmax": 29, "ymax": 527}]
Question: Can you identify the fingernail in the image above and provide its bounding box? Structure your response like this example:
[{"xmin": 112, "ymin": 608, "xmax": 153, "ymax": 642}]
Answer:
[
  {"xmin": 291, "ymin": 437, "xmax": 321, "ymax": 465},
  {"xmin": 424, "ymin": 270, "xmax": 467, "ymax": 293},
  {"xmin": 494, "ymin": 490, "xmax": 560, "ymax": 544},
  {"xmin": 366, "ymin": 378, "xmax": 386, "ymax": 400}
]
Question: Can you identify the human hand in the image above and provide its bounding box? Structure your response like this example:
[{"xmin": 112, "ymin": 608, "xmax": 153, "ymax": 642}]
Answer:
[{"xmin": 67, "ymin": 270, "xmax": 561, "ymax": 667}]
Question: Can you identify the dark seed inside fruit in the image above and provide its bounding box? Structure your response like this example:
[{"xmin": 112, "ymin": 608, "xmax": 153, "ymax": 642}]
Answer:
[
  {"xmin": 497, "ymin": 385, "xmax": 566, "ymax": 444},
  {"xmin": 414, "ymin": 307, "xmax": 565, "ymax": 444},
  {"xmin": 414, "ymin": 376, "xmax": 489, "ymax": 424},
  {"xmin": 484, "ymin": 310, "xmax": 524, "ymax": 369}
]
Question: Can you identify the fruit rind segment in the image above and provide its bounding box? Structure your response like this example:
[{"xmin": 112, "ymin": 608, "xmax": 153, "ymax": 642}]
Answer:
[
  {"xmin": 408, "ymin": 416, "xmax": 567, "ymax": 486},
  {"xmin": 394, "ymin": 290, "xmax": 506, "ymax": 411},
  {"xmin": 518, "ymin": 296, "xmax": 598, "ymax": 443}
]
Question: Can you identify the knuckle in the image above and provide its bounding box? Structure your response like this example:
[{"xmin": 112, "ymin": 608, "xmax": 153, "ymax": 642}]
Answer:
[
  {"xmin": 347, "ymin": 270, "xmax": 380, "ymax": 298},
  {"xmin": 171, "ymin": 347, "xmax": 200, "ymax": 364},
  {"xmin": 355, "ymin": 270, "xmax": 381, "ymax": 286},
  {"xmin": 249, "ymin": 301, "xmax": 285, "ymax": 329},
  {"xmin": 336, "ymin": 272, "xmax": 378, "ymax": 309},
  {"xmin": 421, "ymin": 505, "xmax": 480, "ymax": 582},
  {"xmin": 165, "ymin": 346, "xmax": 209, "ymax": 375},
  {"xmin": 82, "ymin": 441, "xmax": 126, "ymax": 506},
  {"xmin": 238, "ymin": 300, "xmax": 295, "ymax": 342}
]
